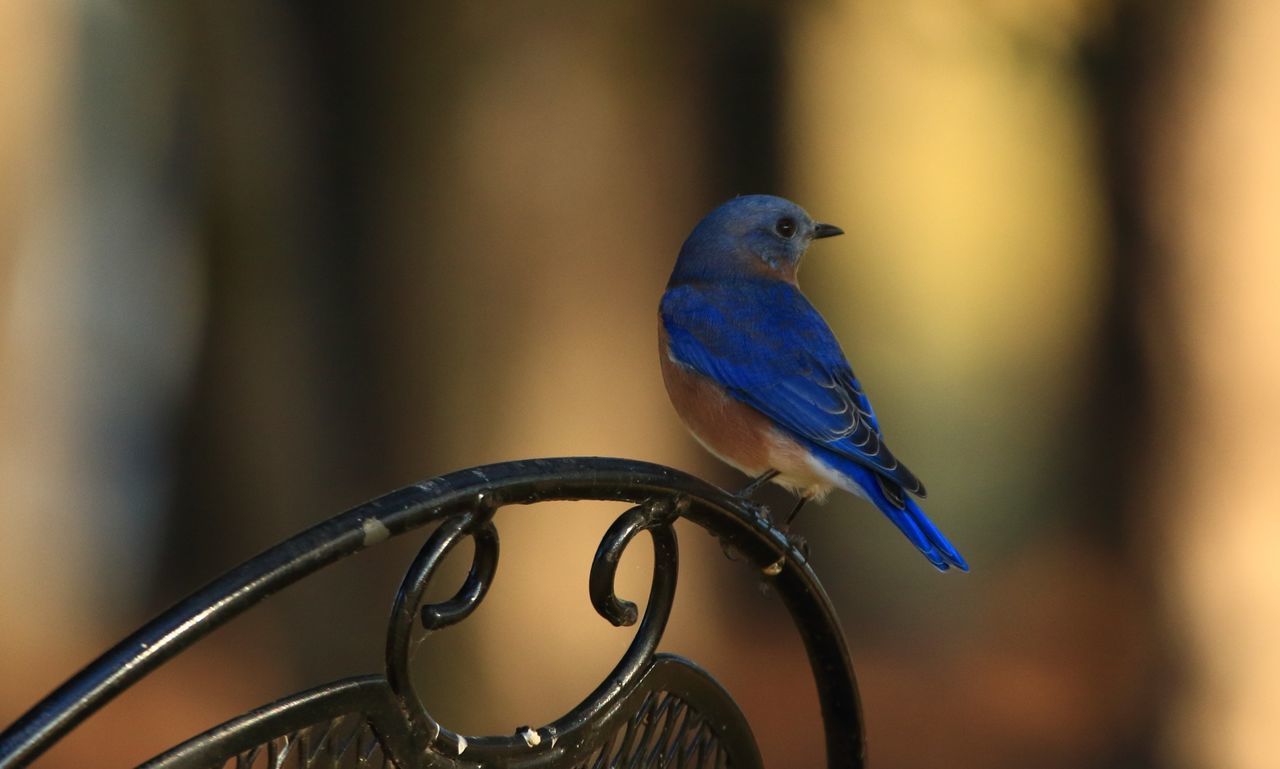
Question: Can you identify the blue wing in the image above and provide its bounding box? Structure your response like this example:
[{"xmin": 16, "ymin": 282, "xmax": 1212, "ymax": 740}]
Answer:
[
  {"xmin": 810, "ymin": 445, "xmax": 967, "ymax": 570},
  {"xmin": 660, "ymin": 281, "xmax": 926, "ymax": 498}
]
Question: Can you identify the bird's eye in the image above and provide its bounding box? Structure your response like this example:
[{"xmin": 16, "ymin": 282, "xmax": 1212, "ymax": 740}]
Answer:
[{"xmin": 774, "ymin": 217, "xmax": 797, "ymax": 238}]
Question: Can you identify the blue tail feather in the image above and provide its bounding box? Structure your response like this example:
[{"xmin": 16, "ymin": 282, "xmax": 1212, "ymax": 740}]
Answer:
[{"xmin": 814, "ymin": 450, "xmax": 968, "ymax": 572}]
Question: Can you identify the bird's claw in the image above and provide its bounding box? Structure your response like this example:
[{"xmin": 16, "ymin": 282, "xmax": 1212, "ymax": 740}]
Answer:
[
  {"xmin": 785, "ymin": 531, "xmax": 810, "ymax": 562},
  {"xmin": 760, "ymin": 531, "xmax": 808, "ymax": 577},
  {"xmin": 735, "ymin": 497, "xmax": 774, "ymax": 525}
]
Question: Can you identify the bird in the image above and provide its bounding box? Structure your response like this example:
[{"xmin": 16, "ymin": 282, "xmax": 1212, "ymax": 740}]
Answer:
[{"xmin": 658, "ymin": 194, "xmax": 967, "ymax": 571}]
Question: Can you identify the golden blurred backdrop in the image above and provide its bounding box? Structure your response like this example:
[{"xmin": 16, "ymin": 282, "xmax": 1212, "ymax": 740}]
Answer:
[{"xmin": 1, "ymin": 2, "xmax": 1277, "ymax": 768}]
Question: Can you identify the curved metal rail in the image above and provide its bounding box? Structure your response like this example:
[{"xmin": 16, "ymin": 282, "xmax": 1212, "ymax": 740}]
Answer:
[{"xmin": 0, "ymin": 457, "xmax": 864, "ymax": 768}]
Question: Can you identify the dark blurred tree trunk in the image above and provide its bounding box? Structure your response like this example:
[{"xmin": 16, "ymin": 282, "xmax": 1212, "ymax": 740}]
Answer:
[
  {"xmin": 157, "ymin": 3, "xmax": 404, "ymax": 676},
  {"xmin": 1078, "ymin": 1, "xmax": 1187, "ymax": 766}
]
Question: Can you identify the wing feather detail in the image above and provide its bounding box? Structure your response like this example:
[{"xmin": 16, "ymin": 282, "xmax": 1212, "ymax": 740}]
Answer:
[{"xmin": 661, "ymin": 281, "xmax": 926, "ymax": 498}]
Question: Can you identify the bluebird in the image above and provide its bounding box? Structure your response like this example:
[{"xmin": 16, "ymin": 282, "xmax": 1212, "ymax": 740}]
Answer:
[{"xmin": 659, "ymin": 195, "xmax": 967, "ymax": 571}]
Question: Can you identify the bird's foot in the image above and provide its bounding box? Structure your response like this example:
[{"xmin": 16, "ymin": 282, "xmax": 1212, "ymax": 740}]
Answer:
[
  {"xmin": 718, "ymin": 536, "xmax": 741, "ymax": 562},
  {"xmin": 784, "ymin": 530, "xmax": 810, "ymax": 562},
  {"xmin": 758, "ymin": 530, "xmax": 808, "ymax": 577},
  {"xmin": 734, "ymin": 497, "xmax": 774, "ymax": 526}
]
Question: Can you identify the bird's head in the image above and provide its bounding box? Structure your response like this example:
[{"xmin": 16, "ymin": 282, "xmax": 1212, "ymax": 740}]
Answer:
[{"xmin": 669, "ymin": 194, "xmax": 843, "ymax": 285}]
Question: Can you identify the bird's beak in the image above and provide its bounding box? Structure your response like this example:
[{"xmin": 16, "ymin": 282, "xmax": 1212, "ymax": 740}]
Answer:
[{"xmin": 812, "ymin": 222, "xmax": 844, "ymax": 239}]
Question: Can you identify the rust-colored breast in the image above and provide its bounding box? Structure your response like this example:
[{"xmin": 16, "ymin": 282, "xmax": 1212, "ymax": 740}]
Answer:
[
  {"xmin": 658, "ymin": 318, "xmax": 839, "ymax": 498},
  {"xmin": 661, "ymin": 361, "xmax": 771, "ymax": 477}
]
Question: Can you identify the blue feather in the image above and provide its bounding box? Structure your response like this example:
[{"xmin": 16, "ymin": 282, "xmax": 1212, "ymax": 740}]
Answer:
[
  {"xmin": 809, "ymin": 449, "xmax": 968, "ymax": 571},
  {"xmin": 661, "ymin": 280, "xmax": 927, "ymax": 497}
]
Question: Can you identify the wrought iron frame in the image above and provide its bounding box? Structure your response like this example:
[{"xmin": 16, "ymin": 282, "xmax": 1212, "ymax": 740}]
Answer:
[{"xmin": 0, "ymin": 457, "xmax": 864, "ymax": 768}]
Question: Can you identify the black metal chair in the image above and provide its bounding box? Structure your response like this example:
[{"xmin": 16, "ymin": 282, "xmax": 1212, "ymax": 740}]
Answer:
[{"xmin": 0, "ymin": 457, "xmax": 864, "ymax": 768}]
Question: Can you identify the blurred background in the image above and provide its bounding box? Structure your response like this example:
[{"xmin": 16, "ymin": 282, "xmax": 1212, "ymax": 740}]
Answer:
[{"xmin": 1, "ymin": 1, "xmax": 1277, "ymax": 767}]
